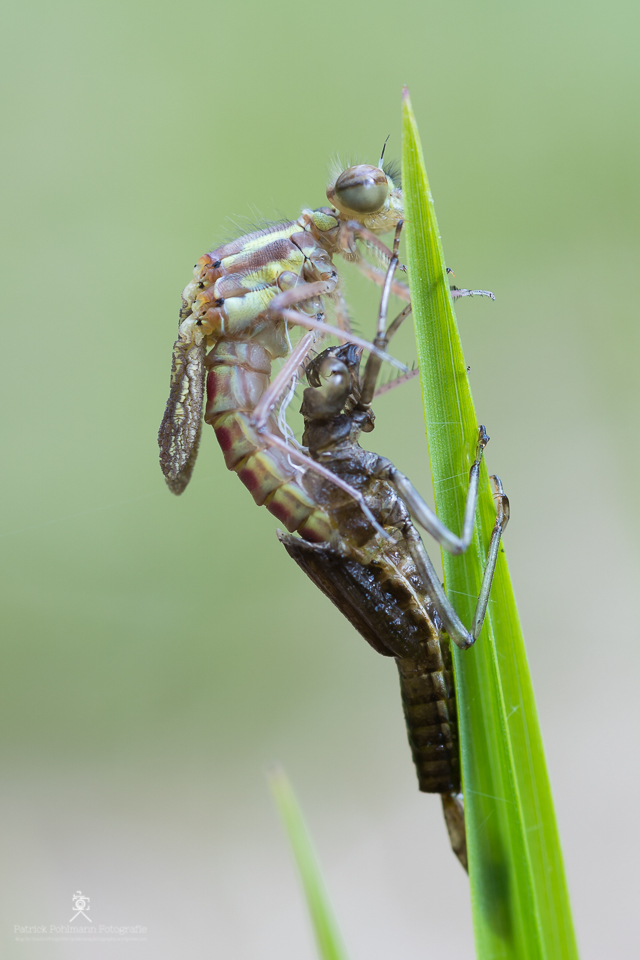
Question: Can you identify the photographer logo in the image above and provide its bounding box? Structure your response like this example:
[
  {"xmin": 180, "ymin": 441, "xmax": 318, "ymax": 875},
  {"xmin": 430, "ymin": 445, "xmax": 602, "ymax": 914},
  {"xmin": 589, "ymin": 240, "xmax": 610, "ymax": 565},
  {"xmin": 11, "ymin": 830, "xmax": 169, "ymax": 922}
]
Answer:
[
  {"xmin": 70, "ymin": 891, "xmax": 91, "ymax": 923},
  {"xmin": 13, "ymin": 888, "xmax": 147, "ymax": 942}
]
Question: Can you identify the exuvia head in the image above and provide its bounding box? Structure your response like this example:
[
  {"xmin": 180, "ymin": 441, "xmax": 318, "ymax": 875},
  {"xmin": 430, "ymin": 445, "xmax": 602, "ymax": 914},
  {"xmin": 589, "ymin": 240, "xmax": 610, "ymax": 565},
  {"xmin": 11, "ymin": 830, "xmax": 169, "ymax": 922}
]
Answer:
[
  {"xmin": 301, "ymin": 345, "xmax": 375, "ymax": 433},
  {"xmin": 302, "ymin": 345, "xmax": 359, "ymax": 420}
]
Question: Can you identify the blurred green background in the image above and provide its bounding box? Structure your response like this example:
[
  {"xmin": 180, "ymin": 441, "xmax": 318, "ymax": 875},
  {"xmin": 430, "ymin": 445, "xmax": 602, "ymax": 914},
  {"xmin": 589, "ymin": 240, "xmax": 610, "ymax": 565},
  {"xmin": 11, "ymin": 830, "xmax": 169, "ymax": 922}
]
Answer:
[{"xmin": 1, "ymin": 0, "xmax": 639, "ymax": 957}]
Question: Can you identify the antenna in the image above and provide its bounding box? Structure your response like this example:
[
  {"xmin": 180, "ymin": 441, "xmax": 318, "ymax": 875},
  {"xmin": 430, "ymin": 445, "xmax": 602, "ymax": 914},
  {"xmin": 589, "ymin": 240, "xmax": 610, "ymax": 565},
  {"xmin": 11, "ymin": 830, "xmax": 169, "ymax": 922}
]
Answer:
[{"xmin": 378, "ymin": 135, "xmax": 390, "ymax": 169}]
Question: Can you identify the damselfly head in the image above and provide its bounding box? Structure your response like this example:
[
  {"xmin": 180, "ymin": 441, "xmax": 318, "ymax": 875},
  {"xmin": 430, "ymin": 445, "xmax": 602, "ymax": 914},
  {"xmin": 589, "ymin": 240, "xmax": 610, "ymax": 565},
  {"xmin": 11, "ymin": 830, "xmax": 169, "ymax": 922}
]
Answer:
[{"xmin": 326, "ymin": 163, "xmax": 403, "ymax": 233}]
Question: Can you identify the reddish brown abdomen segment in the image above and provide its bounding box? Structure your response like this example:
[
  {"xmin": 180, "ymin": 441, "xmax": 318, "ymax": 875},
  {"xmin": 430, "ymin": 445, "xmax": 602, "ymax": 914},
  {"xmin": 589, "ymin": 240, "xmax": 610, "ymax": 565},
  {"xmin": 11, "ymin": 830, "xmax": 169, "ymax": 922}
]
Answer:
[
  {"xmin": 203, "ymin": 339, "xmax": 333, "ymax": 540},
  {"xmin": 396, "ymin": 638, "xmax": 459, "ymax": 793}
]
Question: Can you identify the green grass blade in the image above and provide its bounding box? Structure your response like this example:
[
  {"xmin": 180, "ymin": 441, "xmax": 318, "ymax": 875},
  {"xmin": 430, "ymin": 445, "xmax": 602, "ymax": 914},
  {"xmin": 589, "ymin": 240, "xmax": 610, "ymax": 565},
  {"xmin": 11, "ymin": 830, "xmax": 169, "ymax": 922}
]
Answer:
[
  {"xmin": 269, "ymin": 768, "xmax": 351, "ymax": 960},
  {"xmin": 401, "ymin": 88, "xmax": 579, "ymax": 960}
]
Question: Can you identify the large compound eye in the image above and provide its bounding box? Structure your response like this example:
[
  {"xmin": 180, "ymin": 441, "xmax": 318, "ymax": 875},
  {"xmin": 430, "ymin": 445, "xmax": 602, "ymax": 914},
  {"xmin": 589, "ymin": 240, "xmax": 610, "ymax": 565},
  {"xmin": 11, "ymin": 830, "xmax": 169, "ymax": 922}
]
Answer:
[{"xmin": 332, "ymin": 164, "xmax": 389, "ymax": 213}]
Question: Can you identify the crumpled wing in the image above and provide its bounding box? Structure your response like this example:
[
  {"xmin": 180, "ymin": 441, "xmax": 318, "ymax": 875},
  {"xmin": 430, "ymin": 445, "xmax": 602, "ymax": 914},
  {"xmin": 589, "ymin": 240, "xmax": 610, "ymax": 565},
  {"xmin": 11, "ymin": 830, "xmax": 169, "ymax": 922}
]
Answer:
[{"xmin": 158, "ymin": 338, "xmax": 206, "ymax": 495}]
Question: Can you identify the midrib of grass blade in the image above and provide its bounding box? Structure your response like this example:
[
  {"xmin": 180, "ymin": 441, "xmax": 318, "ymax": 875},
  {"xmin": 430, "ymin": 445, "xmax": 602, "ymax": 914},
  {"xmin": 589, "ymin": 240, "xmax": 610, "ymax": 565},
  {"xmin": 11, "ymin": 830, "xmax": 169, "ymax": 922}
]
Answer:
[
  {"xmin": 401, "ymin": 88, "xmax": 579, "ymax": 960},
  {"xmin": 269, "ymin": 768, "xmax": 351, "ymax": 960}
]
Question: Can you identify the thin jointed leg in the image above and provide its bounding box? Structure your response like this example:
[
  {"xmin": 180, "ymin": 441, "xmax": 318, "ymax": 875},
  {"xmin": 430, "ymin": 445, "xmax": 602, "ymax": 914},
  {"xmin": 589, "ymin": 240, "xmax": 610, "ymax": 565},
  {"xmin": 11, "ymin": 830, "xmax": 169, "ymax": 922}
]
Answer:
[
  {"xmin": 403, "ymin": 475, "xmax": 509, "ymax": 650},
  {"xmin": 382, "ymin": 427, "xmax": 489, "ymax": 556}
]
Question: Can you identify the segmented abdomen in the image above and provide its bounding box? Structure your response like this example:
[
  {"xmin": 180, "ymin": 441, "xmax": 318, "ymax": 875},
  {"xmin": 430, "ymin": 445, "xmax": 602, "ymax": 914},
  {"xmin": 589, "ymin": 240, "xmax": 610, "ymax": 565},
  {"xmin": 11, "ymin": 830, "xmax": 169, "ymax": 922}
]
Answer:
[
  {"xmin": 204, "ymin": 338, "xmax": 333, "ymax": 543},
  {"xmin": 396, "ymin": 637, "xmax": 459, "ymax": 793}
]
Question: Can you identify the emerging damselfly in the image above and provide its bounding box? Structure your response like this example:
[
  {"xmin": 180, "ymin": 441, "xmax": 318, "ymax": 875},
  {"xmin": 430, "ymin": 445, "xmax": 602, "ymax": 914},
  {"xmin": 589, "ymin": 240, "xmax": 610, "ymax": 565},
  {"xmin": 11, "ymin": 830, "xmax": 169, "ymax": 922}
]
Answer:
[
  {"xmin": 279, "ymin": 239, "xmax": 509, "ymax": 868},
  {"xmin": 158, "ymin": 151, "xmax": 493, "ymax": 541}
]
